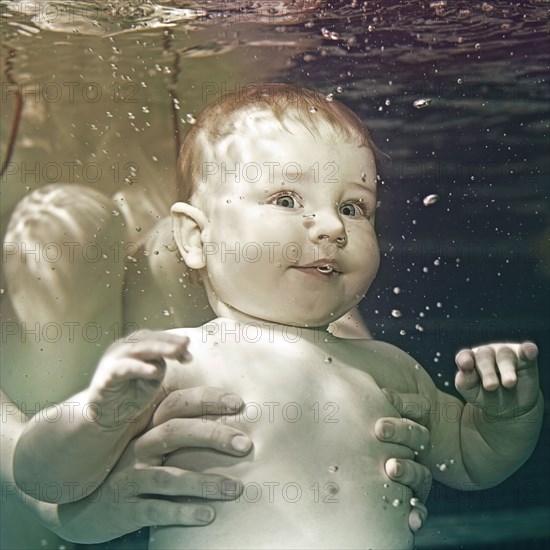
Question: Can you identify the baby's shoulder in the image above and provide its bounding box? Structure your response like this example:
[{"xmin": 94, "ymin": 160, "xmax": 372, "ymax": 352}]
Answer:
[
  {"xmin": 354, "ymin": 338, "xmax": 418, "ymax": 367},
  {"xmin": 351, "ymin": 339, "xmax": 431, "ymax": 390}
]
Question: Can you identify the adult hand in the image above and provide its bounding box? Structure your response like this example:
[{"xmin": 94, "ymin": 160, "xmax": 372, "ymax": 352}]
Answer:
[
  {"xmin": 50, "ymin": 387, "xmax": 252, "ymax": 544},
  {"xmin": 375, "ymin": 390, "xmax": 432, "ymax": 534}
]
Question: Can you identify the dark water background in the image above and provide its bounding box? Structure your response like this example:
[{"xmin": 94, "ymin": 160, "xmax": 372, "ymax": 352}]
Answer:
[{"xmin": 1, "ymin": 1, "xmax": 549, "ymax": 548}]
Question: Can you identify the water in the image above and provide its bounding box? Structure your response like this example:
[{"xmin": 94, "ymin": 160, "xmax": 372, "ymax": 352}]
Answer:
[{"xmin": 1, "ymin": 1, "xmax": 549, "ymax": 549}]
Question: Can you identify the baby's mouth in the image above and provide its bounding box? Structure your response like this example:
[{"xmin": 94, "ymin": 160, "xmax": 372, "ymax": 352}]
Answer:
[{"xmin": 291, "ymin": 260, "xmax": 341, "ymax": 278}]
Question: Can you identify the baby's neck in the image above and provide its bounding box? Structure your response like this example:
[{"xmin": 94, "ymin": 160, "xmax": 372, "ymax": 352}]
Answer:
[{"xmin": 212, "ymin": 301, "xmax": 331, "ymax": 334}]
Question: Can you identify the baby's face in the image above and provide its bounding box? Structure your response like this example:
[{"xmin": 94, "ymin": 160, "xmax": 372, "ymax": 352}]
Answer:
[{"xmin": 200, "ymin": 116, "xmax": 379, "ymax": 327}]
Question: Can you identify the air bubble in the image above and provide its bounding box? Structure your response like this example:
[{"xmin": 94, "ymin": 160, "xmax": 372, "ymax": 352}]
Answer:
[
  {"xmin": 423, "ymin": 194, "xmax": 440, "ymax": 206},
  {"xmin": 393, "ymin": 287, "xmax": 401, "ymax": 294},
  {"xmin": 392, "ymin": 499, "xmax": 401, "ymax": 507},
  {"xmin": 328, "ymin": 465, "xmax": 339, "ymax": 473},
  {"xmin": 186, "ymin": 113, "xmax": 197, "ymax": 124},
  {"xmin": 413, "ymin": 98, "xmax": 432, "ymax": 109},
  {"xmin": 324, "ymin": 356, "xmax": 333, "ymax": 364},
  {"xmin": 309, "ymin": 107, "xmax": 317, "ymax": 113},
  {"xmin": 391, "ymin": 309, "xmax": 402, "ymax": 318}
]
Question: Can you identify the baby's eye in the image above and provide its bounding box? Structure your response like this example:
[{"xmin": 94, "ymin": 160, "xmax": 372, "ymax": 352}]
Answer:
[
  {"xmin": 340, "ymin": 201, "xmax": 369, "ymax": 218},
  {"xmin": 267, "ymin": 192, "xmax": 303, "ymax": 209}
]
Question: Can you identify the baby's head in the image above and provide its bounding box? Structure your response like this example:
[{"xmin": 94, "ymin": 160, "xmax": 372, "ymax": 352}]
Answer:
[{"xmin": 172, "ymin": 83, "xmax": 380, "ymax": 327}]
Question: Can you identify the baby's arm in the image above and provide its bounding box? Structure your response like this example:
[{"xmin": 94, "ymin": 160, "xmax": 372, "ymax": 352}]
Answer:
[
  {"xmin": 13, "ymin": 331, "xmax": 191, "ymax": 504},
  {"xmin": 405, "ymin": 342, "xmax": 543, "ymax": 489}
]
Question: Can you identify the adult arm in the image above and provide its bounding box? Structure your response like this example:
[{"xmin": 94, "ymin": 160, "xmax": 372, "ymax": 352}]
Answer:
[{"xmin": 3, "ymin": 387, "xmax": 253, "ymax": 544}]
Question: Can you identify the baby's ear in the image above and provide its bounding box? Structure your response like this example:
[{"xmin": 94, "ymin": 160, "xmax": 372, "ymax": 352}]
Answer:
[{"xmin": 171, "ymin": 202, "xmax": 208, "ymax": 269}]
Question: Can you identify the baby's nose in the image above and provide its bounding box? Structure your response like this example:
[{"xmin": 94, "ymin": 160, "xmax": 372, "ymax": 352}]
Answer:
[{"xmin": 303, "ymin": 211, "xmax": 347, "ymax": 246}]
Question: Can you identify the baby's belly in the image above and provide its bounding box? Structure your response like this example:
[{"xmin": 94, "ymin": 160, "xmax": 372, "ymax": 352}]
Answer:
[{"xmin": 150, "ymin": 363, "xmax": 414, "ymax": 550}]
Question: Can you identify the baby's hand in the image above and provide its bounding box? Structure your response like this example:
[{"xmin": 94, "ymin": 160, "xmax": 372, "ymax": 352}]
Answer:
[
  {"xmin": 455, "ymin": 342, "xmax": 539, "ymax": 418},
  {"xmin": 89, "ymin": 331, "xmax": 191, "ymax": 429}
]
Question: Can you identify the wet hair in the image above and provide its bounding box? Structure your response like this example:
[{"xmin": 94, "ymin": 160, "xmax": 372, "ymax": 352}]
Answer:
[{"xmin": 176, "ymin": 83, "xmax": 382, "ymax": 207}]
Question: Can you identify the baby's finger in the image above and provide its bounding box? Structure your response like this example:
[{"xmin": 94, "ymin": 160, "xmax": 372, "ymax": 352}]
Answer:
[
  {"xmin": 472, "ymin": 346, "xmax": 499, "ymax": 390},
  {"xmin": 134, "ymin": 418, "xmax": 252, "ymax": 463},
  {"xmin": 385, "ymin": 458, "xmax": 432, "ymax": 502},
  {"xmin": 519, "ymin": 341, "xmax": 539, "ymax": 365},
  {"xmin": 113, "ymin": 333, "xmax": 192, "ymax": 363},
  {"xmin": 96, "ymin": 359, "xmax": 164, "ymax": 388},
  {"xmin": 134, "ymin": 467, "xmax": 243, "ymax": 500},
  {"xmin": 134, "ymin": 498, "xmax": 215, "ymax": 527},
  {"xmin": 408, "ymin": 498, "xmax": 428, "ymax": 533},
  {"xmin": 454, "ymin": 349, "xmax": 479, "ymax": 394},
  {"xmin": 153, "ymin": 387, "xmax": 244, "ymax": 425},
  {"xmin": 495, "ymin": 346, "xmax": 518, "ymax": 388},
  {"xmin": 374, "ymin": 417, "xmax": 430, "ymax": 456}
]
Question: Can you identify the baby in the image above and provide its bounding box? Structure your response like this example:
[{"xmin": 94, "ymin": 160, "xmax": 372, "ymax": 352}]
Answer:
[{"xmin": 14, "ymin": 84, "xmax": 544, "ymax": 549}]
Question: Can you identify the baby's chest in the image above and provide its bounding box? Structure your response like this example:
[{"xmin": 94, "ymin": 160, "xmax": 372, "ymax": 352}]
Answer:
[{"xmin": 164, "ymin": 339, "xmax": 400, "ymax": 429}]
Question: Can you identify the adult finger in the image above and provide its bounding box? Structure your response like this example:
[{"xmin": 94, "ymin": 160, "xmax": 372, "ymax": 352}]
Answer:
[
  {"xmin": 408, "ymin": 498, "xmax": 428, "ymax": 533},
  {"xmin": 152, "ymin": 387, "xmax": 245, "ymax": 425},
  {"xmin": 385, "ymin": 458, "xmax": 432, "ymax": 502},
  {"xmin": 134, "ymin": 467, "xmax": 243, "ymax": 499},
  {"xmin": 381, "ymin": 390, "xmax": 432, "ymax": 426},
  {"xmin": 134, "ymin": 498, "xmax": 216, "ymax": 527},
  {"xmin": 374, "ymin": 417, "xmax": 430, "ymax": 456},
  {"xmin": 134, "ymin": 418, "xmax": 252, "ymax": 462}
]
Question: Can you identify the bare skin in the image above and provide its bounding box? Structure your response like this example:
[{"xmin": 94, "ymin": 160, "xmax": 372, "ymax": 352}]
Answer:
[{"xmin": 10, "ymin": 88, "xmax": 542, "ymax": 549}]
